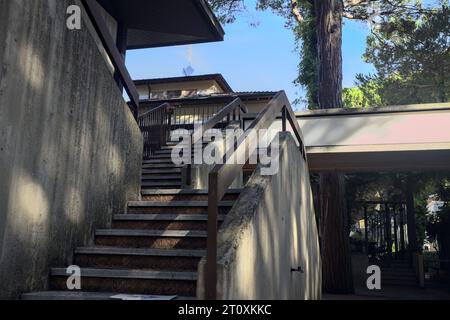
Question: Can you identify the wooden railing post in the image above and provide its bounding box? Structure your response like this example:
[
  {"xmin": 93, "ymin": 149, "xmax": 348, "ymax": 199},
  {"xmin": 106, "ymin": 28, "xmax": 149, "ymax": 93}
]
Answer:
[
  {"xmin": 282, "ymin": 107, "xmax": 287, "ymax": 132},
  {"xmin": 206, "ymin": 173, "xmax": 219, "ymax": 300}
]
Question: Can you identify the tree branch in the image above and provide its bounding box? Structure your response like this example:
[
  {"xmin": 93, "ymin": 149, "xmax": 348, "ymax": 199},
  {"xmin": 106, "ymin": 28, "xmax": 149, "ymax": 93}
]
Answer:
[{"xmin": 291, "ymin": 0, "xmax": 303, "ymax": 23}]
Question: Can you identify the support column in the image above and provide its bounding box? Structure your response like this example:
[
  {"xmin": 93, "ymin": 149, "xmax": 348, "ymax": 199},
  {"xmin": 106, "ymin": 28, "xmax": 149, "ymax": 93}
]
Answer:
[
  {"xmin": 385, "ymin": 203, "xmax": 392, "ymax": 259},
  {"xmin": 392, "ymin": 204, "xmax": 399, "ymax": 257},
  {"xmin": 399, "ymin": 204, "xmax": 406, "ymax": 255},
  {"xmin": 364, "ymin": 204, "xmax": 368, "ymax": 255},
  {"xmin": 406, "ymin": 175, "xmax": 418, "ymax": 252}
]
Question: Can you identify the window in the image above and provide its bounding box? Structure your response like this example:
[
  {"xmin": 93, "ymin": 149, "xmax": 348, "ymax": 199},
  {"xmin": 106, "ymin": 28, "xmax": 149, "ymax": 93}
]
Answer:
[{"xmin": 166, "ymin": 90, "xmax": 182, "ymax": 99}]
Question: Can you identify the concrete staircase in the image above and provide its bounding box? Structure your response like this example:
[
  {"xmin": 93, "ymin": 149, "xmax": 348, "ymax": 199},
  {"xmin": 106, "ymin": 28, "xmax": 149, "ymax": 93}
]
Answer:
[
  {"xmin": 381, "ymin": 260, "xmax": 418, "ymax": 287},
  {"xmin": 22, "ymin": 144, "xmax": 241, "ymax": 300}
]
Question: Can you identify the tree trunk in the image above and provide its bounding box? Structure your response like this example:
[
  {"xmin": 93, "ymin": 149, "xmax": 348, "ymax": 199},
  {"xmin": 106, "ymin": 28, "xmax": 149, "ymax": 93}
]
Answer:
[
  {"xmin": 315, "ymin": 0, "xmax": 343, "ymax": 109},
  {"xmin": 319, "ymin": 172, "xmax": 354, "ymax": 293},
  {"xmin": 314, "ymin": 0, "xmax": 353, "ymax": 293}
]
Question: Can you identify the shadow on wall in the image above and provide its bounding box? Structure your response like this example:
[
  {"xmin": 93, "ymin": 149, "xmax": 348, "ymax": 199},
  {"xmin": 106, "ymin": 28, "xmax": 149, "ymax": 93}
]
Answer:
[
  {"xmin": 0, "ymin": 0, "xmax": 142, "ymax": 299},
  {"xmin": 197, "ymin": 132, "xmax": 321, "ymax": 299}
]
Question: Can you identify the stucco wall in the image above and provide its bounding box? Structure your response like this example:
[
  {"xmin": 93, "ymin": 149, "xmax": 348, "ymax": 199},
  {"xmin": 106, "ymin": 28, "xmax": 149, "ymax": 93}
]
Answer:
[
  {"xmin": 0, "ymin": 0, "xmax": 142, "ymax": 299},
  {"xmin": 197, "ymin": 133, "xmax": 321, "ymax": 299}
]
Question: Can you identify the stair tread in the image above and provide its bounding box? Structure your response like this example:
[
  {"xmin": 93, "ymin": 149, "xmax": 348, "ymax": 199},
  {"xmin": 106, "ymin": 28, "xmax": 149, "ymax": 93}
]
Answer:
[
  {"xmin": 22, "ymin": 291, "xmax": 194, "ymax": 300},
  {"xmin": 51, "ymin": 268, "xmax": 197, "ymax": 281},
  {"xmin": 142, "ymin": 160, "xmax": 178, "ymax": 163},
  {"xmin": 144, "ymin": 154, "xmax": 176, "ymax": 158},
  {"xmin": 114, "ymin": 214, "xmax": 225, "ymax": 221},
  {"xmin": 96, "ymin": 229, "xmax": 207, "ymax": 237},
  {"xmin": 128, "ymin": 201, "xmax": 234, "ymax": 207},
  {"xmin": 141, "ymin": 182, "xmax": 182, "ymax": 187},
  {"xmin": 142, "ymin": 169, "xmax": 182, "ymax": 174},
  {"xmin": 22, "ymin": 291, "xmax": 122, "ymax": 300},
  {"xmin": 141, "ymin": 164, "xmax": 182, "ymax": 168},
  {"xmin": 141, "ymin": 175, "xmax": 181, "ymax": 180},
  {"xmin": 75, "ymin": 247, "xmax": 206, "ymax": 257},
  {"xmin": 141, "ymin": 189, "xmax": 242, "ymax": 195}
]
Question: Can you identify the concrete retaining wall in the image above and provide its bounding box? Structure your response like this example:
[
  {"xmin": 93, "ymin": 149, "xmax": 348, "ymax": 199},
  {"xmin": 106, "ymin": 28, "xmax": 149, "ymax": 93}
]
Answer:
[
  {"xmin": 197, "ymin": 133, "xmax": 321, "ymax": 299},
  {"xmin": 0, "ymin": 0, "xmax": 142, "ymax": 299}
]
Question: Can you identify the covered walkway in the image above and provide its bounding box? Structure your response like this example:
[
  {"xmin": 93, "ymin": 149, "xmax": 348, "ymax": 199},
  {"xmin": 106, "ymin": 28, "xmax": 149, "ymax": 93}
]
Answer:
[{"xmin": 296, "ymin": 103, "xmax": 450, "ymax": 172}]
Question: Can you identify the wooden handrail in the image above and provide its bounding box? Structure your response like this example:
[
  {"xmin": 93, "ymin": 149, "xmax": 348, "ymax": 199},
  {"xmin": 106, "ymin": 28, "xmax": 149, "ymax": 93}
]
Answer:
[
  {"xmin": 205, "ymin": 91, "xmax": 306, "ymax": 299},
  {"xmin": 139, "ymin": 103, "xmax": 173, "ymax": 119},
  {"xmin": 81, "ymin": 0, "xmax": 139, "ymax": 120},
  {"xmin": 185, "ymin": 98, "xmax": 248, "ymax": 186}
]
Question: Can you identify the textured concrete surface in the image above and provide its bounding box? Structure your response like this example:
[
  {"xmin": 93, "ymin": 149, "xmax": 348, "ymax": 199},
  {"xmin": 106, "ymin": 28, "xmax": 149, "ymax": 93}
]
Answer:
[
  {"xmin": 197, "ymin": 133, "xmax": 321, "ymax": 299},
  {"xmin": 0, "ymin": 0, "xmax": 142, "ymax": 299}
]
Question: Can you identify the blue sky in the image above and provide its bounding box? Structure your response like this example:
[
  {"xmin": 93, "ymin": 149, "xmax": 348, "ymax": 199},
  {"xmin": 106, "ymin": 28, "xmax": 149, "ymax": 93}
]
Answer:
[{"xmin": 126, "ymin": 6, "xmax": 375, "ymax": 110}]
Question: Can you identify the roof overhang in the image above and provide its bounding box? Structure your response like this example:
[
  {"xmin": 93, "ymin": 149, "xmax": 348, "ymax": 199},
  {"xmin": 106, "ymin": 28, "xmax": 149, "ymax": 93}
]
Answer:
[
  {"xmin": 140, "ymin": 92, "xmax": 277, "ymax": 106},
  {"xmin": 296, "ymin": 103, "xmax": 450, "ymax": 172},
  {"xmin": 134, "ymin": 74, "xmax": 233, "ymax": 93},
  {"xmin": 243, "ymin": 103, "xmax": 450, "ymax": 173},
  {"xmin": 97, "ymin": 0, "xmax": 224, "ymax": 49}
]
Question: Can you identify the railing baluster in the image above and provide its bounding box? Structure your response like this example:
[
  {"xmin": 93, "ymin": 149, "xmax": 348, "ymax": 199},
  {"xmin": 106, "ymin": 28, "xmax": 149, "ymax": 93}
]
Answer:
[{"xmin": 137, "ymin": 103, "xmax": 173, "ymax": 157}]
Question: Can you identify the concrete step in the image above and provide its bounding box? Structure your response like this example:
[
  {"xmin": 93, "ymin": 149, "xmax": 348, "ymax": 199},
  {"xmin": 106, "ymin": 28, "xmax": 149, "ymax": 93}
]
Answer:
[
  {"xmin": 141, "ymin": 163, "xmax": 183, "ymax": 169},
  {"xmin": 142, "ymin": 159, "xmax": 179, "ymax": 164},
  {"xmin": 382, "ymin": 274, "xmax": 417, "ymax": 280},
  {"xmin": 144, "ymin": 154, "xmax": 178, "ymax": 160},
  {"xmin": 141, "ymin": 189, "xmax": 241, "ymax": 201},
  {"xmin": 163, "ymin": 141, "xmax": 210, "ymax": 148},
  {"xmin": 49, "ymin": 268, "xmax": 197, "ymax": 296},
  {"xmin": 113, "ymin": 214, "xmax": 225, "ymax": 230},
  {"xmin": 127, "ymin": 201, "xmax": 234, "ymax": 215},
  {"xmin": 154, "ymin": 149, "xmax": 178, "ymax": 155},
  {"xmin": 21, "ymin": 291, "xmax": 191, "ymax": 300},
  {"xmin": 382, "ymin": 279, "xmax": 418, "ymax": 287},
  {"xmin": 141, "ymin": 181, "xmax": 182, "ymax": 188},
  {"xmin": 382, "ymin": 270, "xmax": 416, "ymax": 277},
  {"xmin": 22, "ymin": 291, "xmax": 121, "ymax": 300},
  {"xmin": 74, "ymin": 247, "xmax": 205, "ymax": 271},
  {"xmin": 95, "ymin": 229, "xmax": 207, "ymax": 249},
  {"xmin": 141, "ymin": 175, "xmax": 182, "ymax": 181},
  {"xmin": 142, "ymin": 168, "xmax": 182, "ymax": 174}
]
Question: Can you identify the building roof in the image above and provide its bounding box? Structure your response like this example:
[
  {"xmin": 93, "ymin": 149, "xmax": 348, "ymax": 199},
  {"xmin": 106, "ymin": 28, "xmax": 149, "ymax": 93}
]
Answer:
[
  {"xmin": 139, "ymin": 91, "xmax": 277, "ymax": 105},
  {"xmin": 96, "ymin": 0, "xmax": 224, "ymax": 49},
  {"xmin": 134, "ymin": 74, "xmax": 234, "ymax": 93}
]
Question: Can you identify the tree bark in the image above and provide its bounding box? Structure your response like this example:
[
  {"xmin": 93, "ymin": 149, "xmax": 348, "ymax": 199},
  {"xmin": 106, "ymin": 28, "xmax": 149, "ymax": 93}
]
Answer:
[
  {"xmin": 314, "ymin": 0, "xmax": 353, "ymax": 294},
  {"xmin": 315, "ymin": 0, "xmax": 343, "ymax": 109},
  {"xmin": 319, "ymin": 172, "xmax": 354, "ymax": 293}
]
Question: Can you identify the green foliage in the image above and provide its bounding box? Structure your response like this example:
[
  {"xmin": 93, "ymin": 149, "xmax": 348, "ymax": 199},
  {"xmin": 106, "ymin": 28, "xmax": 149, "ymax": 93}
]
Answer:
[
  {"xmin": 427, "ymin": 179, "xmax": 450, "ymax": 261},
  {"xmin": 208, "ymin": 1, "xmax": 449, "ymax": 108},
  {"xmin": 293, "ymin": 2, "xmax": 319, "ymax": 109},
  {"xmin": 342, "ymin": 87, "xmax": 379, "ymax": 108},
  {"xmin": 351, "ymin": 3, "xmax": 450, "ymax": 106}
]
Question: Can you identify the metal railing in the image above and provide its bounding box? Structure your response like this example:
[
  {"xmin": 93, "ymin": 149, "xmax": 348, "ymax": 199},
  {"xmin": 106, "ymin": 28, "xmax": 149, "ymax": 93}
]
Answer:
[
  {"xmin": 81, "ymin": 0, "xmax": 139, "ymax": 120},
  {"xmin": 185, "ymin": 98, "xmax": 248, "ymax": 185},
  {"xmin": 170, "ymin": 103, "xmax": 237, "ymax": 131},
  {"xmin": 138, "ymin": 103, "xmax": 174, "ymax": 158},
  {"xmin": 205, "ymin": 91, "xmax": 306, "ymax": 299}
]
